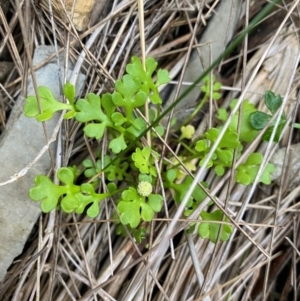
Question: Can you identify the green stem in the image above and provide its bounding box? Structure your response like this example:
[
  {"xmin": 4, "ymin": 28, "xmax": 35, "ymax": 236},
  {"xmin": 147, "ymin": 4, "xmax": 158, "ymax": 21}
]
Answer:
[
  {"xmin": 183, "ymin": 93, "xmax": 209, "ymax": 125},
  {"xmin": 292, "ymin": 123, "xmax": 300, "ymax": 129}
]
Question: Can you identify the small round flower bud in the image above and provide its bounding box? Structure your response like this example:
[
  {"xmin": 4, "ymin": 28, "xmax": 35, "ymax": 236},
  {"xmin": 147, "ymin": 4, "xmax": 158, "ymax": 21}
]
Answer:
[{"xmin": 137, "ymin": 181, "xmax": 152, "ymax": 197}]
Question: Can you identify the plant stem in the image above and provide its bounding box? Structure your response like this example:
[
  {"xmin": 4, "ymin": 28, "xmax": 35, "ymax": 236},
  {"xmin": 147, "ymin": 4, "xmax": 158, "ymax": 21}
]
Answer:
[{"xmin": 137, "ymin": 0, "xmax": 151, "ymax": 147}]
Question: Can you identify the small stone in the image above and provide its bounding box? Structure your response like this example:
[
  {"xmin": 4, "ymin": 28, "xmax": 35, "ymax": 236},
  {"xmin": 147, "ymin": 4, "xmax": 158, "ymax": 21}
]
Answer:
[
  {"xmin": 271, "ymin": 143, "xmax": 300, "ymax": 190},
  {"xmin": 40, "ymin": 0, "xmax": 96, "ymax": 31},
  {"xmin": 0, "ymin": 46, "xmax": 86, "ymax": 282}
]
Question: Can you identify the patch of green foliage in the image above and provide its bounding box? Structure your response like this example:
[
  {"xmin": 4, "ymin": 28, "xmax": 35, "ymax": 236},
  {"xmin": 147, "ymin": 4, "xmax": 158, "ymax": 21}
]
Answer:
[
  {"xmin": 236, "ymin": 153, "xmax": 275, "ymax": 185},
  {"xmin": 117, "ymin": 186, "xmax": 163, "ymax": 228},
  {"xmin": 198, "ymin": 210, "xmax": 233, "ymax": 243},
  {"xmin": 195, "ymin": 127, "xmax": 242, "ymax": 176},
  {"xmin": 249, "ymin": 91, "xmax": 286, "ymax": 142},
  {"xmin": 29, "ymin": 166, "xmax": 117, "ymax": 218},
  {"xmin": 24, "ymin": 58, "xmax": 279, "ymax": 244}
]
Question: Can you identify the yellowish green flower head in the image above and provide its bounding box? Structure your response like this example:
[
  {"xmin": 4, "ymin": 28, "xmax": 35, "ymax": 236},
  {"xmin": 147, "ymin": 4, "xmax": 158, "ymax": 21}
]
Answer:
[{"xmin": 137, "ymin": 181, "xmax": 153, "ymax": 197}]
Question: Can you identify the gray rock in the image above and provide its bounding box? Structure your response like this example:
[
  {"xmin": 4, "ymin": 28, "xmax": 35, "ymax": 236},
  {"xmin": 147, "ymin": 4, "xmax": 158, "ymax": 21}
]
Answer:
[
  {"xmin": 271, "ymin": 143, "xmax": 300, "ymax": 190},
  {"xmin": 0, "ymin": 45, "xmax": 85, "ymax": 282},
  {"xmin": 163, "ymin": 0, "xmax": 242, "ymax": 125}
]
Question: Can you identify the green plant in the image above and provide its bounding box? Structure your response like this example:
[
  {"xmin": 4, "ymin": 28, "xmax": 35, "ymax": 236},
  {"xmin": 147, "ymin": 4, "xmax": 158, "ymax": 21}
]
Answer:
[
  {"xmin": 185, "ymin": 75, "xmax": 222, "ymax": 124},
  {"xmin": 249, "ymin": 91, "xmax": 286, "ymax": 142},
  {"xmin": 195, "ymin": 127, "xmax": 242, "ymax": 176},
  {"xmin": 198, "ymin": 210, "xmax": 233, "ymax": 243},
  {"xmin": 132, "ymin": 147, "xmax": 158, "ymax": 176},
  {"xmin": 236, "ymin": 153, "xmax": 275, "ymax": 185},
  {"xmin": 29, "ymin": 166, "xmax": 117, "ymax": 218},
  {"xmin": 219, "ymin": 99, "xmax": 259, "ymax": 143},
  {"xmin": 249, "ymin": 90, "xmax": 300, "ymax": 140},
  {"xmin": 117, "ymin": 183, "xmax": 163, "ymax": 228},
  {"xmin": 24, "ymin": 82, "xmax": 77, "ymax": 121},
  {"xmin": 83, "ymin": 153, "xmax": 130, "ymax": 183},
  {"xmin": 24, "ymin": 56, "xmax": 278, "ymax": 244}
]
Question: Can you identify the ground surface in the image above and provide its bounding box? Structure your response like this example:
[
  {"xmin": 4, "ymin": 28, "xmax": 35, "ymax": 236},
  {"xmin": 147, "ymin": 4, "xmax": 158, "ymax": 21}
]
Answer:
[{"xmin": 0, "ymin": 1, "xmax": 299, "ymax": 300}]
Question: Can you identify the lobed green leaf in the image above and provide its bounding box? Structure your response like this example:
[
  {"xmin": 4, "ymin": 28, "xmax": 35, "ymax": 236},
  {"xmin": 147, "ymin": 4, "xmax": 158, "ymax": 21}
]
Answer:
[
  {"xmin": 125, "ymin": 56, "xmax": 170, "ymax": 105},
  {"xmin": 229, "ymin": 99, "xmax": 258, "ymax": 143},
  {"xmin": 109, "ymin": 134, "xmax": 127, "ymax": 153},
  {"xmin": 24, "ymin": 86, "xmax": 74, "ymax": 121},
  {"xmin": 63, "ymin": 82, "xmax": 76, "ymax": 106},
  {"xmin": 112, "ymin": 74, "xmax": 147, "ymax": 117},
  {"xmin": 249, "ymin": 91, "xmax": 286, "ymax": 143},
  {"xmin": 75, "ymin": 93, "xmax": 108, "ymax": 123},
  {"xmin": 117, "ymin": 186, "xmax": 162, "ymax": 229},
  {"xmin": 29, "ymin": 167, "xmax": 81, "ymax": 213},
  {"xmin": 148, "ymin": 194, "xmax": 163, "ymax": 212},
  {"xmin": 236, "ymin": 153, "xmax": 275, "ymax": 185},
  {"xmin": 132, "ymin": 147, "xmax": 157, "ymax": 176},
  {"xmin": 249, "ymin": 112, "xmax": 271, "ymax": 130},
  {"xmin": 265, "ymin": 90, "xmax": 282, "ymax": 114},
  {"xmin": 198, "ymin": 210, "xmax": 233, "ymax": 243},
  {"xmin": 29, "ymin": 175, "xmax": 63, "ymax": 212}
]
